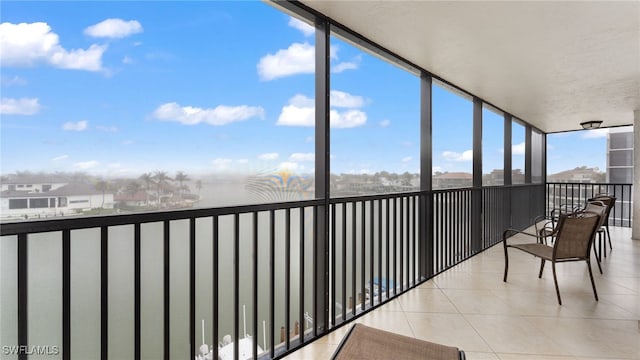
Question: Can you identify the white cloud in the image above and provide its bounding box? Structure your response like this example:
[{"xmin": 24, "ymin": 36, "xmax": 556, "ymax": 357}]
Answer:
[
  {"xmin": 1, "ymin": 75, "xmax": 27, "ymax": 86},
  {"xmin": 288, "ymin": 17, "xmax": 314, "ymax": 37},
  {"xmin": 277, "ymin": 95, "xmax": 315, "ymax": 127},
  {"xmin": 332, "ymin": 61, "xmax": 359, "ymax": 73},
  {"xmin": 432, "ymin": 166, "xmax": 443, "ymax": 173},
  {"xmin": 237, "ymin": 159, "xmax": 249, "ymax": 164},
  {"xmin": 330, "ymin": 109, "xmax": 367, "ymax": 128},
  {"xmin": 212, "ymin": 158, "xmax": 232, "ymax": 170},
  {"xmin": 305, "ymin": 136, "xmax": 314, "ymax": 143},
  {"xmin": 379, "ymin": 119, "xmax": 391, "ymax": 128},
  {"xmin": 258, "ymin": 153, "xmax": 279, "ymax": 161},
  {"xmin": 74, "ymin": 160, "xmax": 99, "ymax": 169},
  {"xmin": 52, "ymin": 155, "xmax": 68, "ymax": 161},
  {"xmin": 0, "ymin": 22, "xmax": 106, "ymax": 71},
  {"xmin": 512, "ymin": 142, "xmax": 525, "ymax": 155},
  {"xmin": 401, "ymin": 156, "xmax": 413, "ymax": 163},
  {"xmin": 122, "ymin": 56, "xmax": 133, "ymax": 64},
  {"xmin": 330, "ymin": 90, "xmax": 365, "ymax": 108},
  {"xmin": 442, "ymin": 150, "xmax": 473, "ymax": 161},
  {"xmin": 278, "ymin": 161, "xmax": 300, "ymax": 171},
  {"xmin": 581, "ymin": 128, "xmax": 608, "ymax": 139},
  {"xmin": 122, "ymin": 140, "xmax": 134, "ymax": 145},
  {"xmin": 0, "ymin": 97, "xmax": 40, "ymax": 115},
  {"xmin": 257, "ymin": 42, "xmax": 314, "ymax": 81},
  {"xmin": 84, "ymin": 19, "xmax": 143, "ymax": 39},
  {"xmin": 289, "ymin": 153, "xmax": 314, "ymax": 162},
  {"xmin": 277, "ymin": 94, "xmax": 367, "ymax": 128},
  {"xmin": 63, "ymin": 120, "xmax": 88, "ymax": 131},
  {"xmin": 152, "ymin": 102, "xmax": 265, "ymax": 126}
]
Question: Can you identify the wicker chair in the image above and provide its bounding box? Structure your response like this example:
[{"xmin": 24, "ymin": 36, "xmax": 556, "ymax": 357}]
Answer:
[
  {"xmin": 503, "ymin": 211, "xmax": 601, "ymax": 305},
  {"xmin": 332, "ymin": 323, "xmax": 465, "ymax": 360},
  {"xmin": 587, "ymin": 194, "xmax": 616, "ymax": 257}
]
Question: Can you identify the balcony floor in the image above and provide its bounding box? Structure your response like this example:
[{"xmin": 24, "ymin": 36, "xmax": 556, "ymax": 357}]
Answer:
[{"xmin": 285, "ymin": 226, "xmax": 640, "ymax": 360}]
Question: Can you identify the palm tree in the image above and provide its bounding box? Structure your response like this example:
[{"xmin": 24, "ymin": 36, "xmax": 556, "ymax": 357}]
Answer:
[
  {"xmin": 152, "ymin": 171, "xmax": 172, "ymax": 208},
  {"xmin": 175, "ymin": 171, "xmax": 190, "ymax": 198},
  {"xmin": 139, "ymin": 172, "xmax": 154, "ymax": 207},
  {"xmin": 195, "ymin": 180, "xmax": 203, "ymax": 195},
  {"xmin": 94, "ymin": 179, "xmax": 109, "ymax": 211}
]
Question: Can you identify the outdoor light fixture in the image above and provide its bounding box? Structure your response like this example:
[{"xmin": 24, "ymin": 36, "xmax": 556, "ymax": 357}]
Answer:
[{"xmin": 580, "ymin": 120, "xmax": 603, "ymax": 130}]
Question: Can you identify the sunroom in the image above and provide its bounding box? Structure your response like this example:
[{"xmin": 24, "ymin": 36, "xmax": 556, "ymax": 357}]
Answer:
[{"xmin": 0, "ymin": 1, "xmax": 638, "ymax": 359}]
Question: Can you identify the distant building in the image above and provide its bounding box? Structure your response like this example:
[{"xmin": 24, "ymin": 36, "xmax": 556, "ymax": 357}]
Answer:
[
  {"xmin": 0, "ymin": 175, "xmax": 113, "ymax": 220},
  {"xmin": 433, "ymin": 172, "xmax": 472, "ymax": 189},
  {"xmin": 606, "ymin": 126, "xmax": 634, "ymax": 224},
  {"xmin": 547, "ymin": 167, "xmax": 605, "ymax": 183},
  {"xmin": 607, "ymin": 127, "xmax": 633, "ymax": 184}
]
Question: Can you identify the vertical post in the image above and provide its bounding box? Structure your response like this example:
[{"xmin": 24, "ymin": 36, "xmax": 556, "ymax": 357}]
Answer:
[
  {"xmin": 504, "ymin": 115, "xmax": 513, "ymax": 228},
  {"xmin": 525, "ymin": 125, "xmax": 532, "ymax": 184},
  {"xmin": 189, "ymin": 218, "xmax": 196, "ymax": 360},
  {"xmin": 134, "ymin": 223, "xmax": 141, "ymax": 360},
  {"xmin": 314, "ymin": 17, "xmax": 330, "ymax": 334},
  {"xmin": 632, "ymin": 110, "xmax": 640, "ymax": 240},
  {"xmin": 100, "ymin": 227, "xmax": 108, "ymax": 360},
  {"xmin": 472, "ymin": 98, "xmax": 483, "ymax": 253},
  {"xmin": 17, "ymin": 233, "xmax": 28, "ymax": 360},
  {"xmin": 419, "ymin": 73, "xmax": 433, "ymax": 279},
  {"xmin": 164, "ymin": 220, "xmax": 170, "ymax": 360},
  {"xmin": 62, "ymin": 230, "xmax": 70, "ymax": 360}
]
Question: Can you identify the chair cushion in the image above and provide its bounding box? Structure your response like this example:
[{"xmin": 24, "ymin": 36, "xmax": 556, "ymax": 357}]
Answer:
[
  {"xmin": 509, "ymin": 243, "xmax": 553, "ymax": 260},
  {"xmin": 332, "ymin": 323, "xmax": 461, "ymax": 360}
]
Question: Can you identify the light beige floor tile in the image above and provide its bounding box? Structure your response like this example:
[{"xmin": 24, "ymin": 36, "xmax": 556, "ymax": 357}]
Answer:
[
  {"xmin": 599, "ymin": 294, "xmax": 640, "ymax": 317},
  {"xmin": 497, "ymin": 354, "xmax": 576, "ymax": 360},
  {"xmin": 397, "ymin": 288, "xmax": 459, "ymax": 313},
  {"xmin": 442, "ymin": 289, "xmax": 520, "ymax": 315},
  {"xmin": 281, "ymin": 342, "xmax": 337, "ymax": 359},
  {"xmin": 354, "ymin": 311, "xmax": 414, "ymax": 337},
  {"xmin": 406, "ymin": 312, "xmax": 493, "ymax": 352},
  {"xmin": 286, "ymin": 228, "xmax": 639, "ymax": 359},
  {"xmin": 464, "ymin": 351, "xmax": 501, "ymax": 359},
  {"xmin": 526, "ymin": 317, "xmax": 640, "ymax": 359},
  {"xmin": 464, "ymin": 314, "xmax": 570, "ymax": 356}
]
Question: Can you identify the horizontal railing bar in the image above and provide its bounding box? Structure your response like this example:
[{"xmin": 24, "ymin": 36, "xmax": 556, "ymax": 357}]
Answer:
[{"xmin": 0, "ymin": 199, "xmax": 325, "ymax": 236}]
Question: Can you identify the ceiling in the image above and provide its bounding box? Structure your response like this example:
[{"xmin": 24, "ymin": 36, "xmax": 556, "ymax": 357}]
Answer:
[{"xmin": 298, "ymin": 0, "xmax": 640, "ymax": 133}]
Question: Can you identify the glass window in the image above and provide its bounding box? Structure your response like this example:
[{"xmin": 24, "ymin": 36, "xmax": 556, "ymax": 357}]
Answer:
[
  {"xmin": 9, "ymin": 199, "xmax": 28, "ymax": 209},
  {"xmin": 432, "ymin": 82, "xmax": 473, "ymax": 189},
  {"xmin": 546, "ymin": 129, "xmax": 606, "ymax": 182},
  {"xmin": 512, "ymin": 120, "xmax": 526, "ymax": 184},
  {"xmin": 482, "ymin": 106, "xmax": 504, "ymax": 186},
  {"xmin": 531, "ymin": 129, "xmax": 543, "ymax": 184},
  {"xmin": 1, "ymin": 1, "xmax": 315, "ymax": 221},
  {"xmin": 329, "ymin": 32, "xmax": 420, "ymax": 196}
]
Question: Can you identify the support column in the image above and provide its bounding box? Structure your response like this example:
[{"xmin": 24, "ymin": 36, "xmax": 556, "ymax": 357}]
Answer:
[{"xmin": 632, "ymin": 111, "xmax": 640, "ymax": 240}]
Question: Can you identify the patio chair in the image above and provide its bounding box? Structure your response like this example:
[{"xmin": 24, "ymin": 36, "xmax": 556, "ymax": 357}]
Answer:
[
  {"xmin": 587, "ymin": 194, "xmax": 616, "ymax": 257},
  {"xmin": 503, "ymin": 211, "xmax": 601, "ymax": 305},
  {"xmin": 332, "ymin": 323, "xmax": 465, "ymax": 360}
]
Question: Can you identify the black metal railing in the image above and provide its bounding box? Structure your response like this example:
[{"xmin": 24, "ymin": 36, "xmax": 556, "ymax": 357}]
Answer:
[
  {"xmin": 1, "ymin": 184, "xmax": 551, "ymax": 360},
  {"xmin": 546, "ymin": 182, "xmax": 633, "ymax": 227}
]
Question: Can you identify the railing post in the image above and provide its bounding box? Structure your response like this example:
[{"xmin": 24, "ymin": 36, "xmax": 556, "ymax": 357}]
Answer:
[{"xmin": 314, "ymin": 16, "xmax": 330, "ymax": 336}]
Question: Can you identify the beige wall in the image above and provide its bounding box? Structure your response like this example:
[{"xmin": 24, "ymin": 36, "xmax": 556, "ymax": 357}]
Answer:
[{"xmin": 633, "ymin": 110, "xmax": 640, "ymax": 240}]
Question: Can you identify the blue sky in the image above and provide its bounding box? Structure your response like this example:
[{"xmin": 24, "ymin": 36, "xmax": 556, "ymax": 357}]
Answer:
[{"xmin": 0, "ymin": 1, "xmax": 606, "ymax": 178}]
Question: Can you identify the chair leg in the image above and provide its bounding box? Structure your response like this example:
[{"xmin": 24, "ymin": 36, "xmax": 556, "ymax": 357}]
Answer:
[
  {"xmin": 552, "ymin": 262, "xmax": 562, "ymax": 305},
  {"xmin": 606, "ymin": 225, "xmax": 612, "ymax": 251},
  {"xmin": 594, "ymin": 245, "xmax": 603, "ymax": 275},
  {"xmin": 594, "ymin": 234, "xmax": 603, "ymax": 274},
  {"xmin": 587, "ymin": 260, "xmax": 599, "ymax": 302},
  {"xmin": 503, "ymin": 247, "xmax": 509, "ymax": 282},
  {"xmin": 538, "ymin": 259, "xmax": 545, "ymax": 278}
]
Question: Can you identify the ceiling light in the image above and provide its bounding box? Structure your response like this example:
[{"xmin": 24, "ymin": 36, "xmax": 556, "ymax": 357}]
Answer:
[{"xmin": 580, "ymin": 120, "xmax": 603, "ymax": 130}]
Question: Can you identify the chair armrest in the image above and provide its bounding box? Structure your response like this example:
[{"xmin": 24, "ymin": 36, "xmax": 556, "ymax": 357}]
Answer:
[{"xmin": 503, "ymin": 228, "xmax": 542, "ymax": 244}]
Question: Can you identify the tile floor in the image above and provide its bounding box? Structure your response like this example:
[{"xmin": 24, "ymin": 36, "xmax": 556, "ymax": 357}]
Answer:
[{"xmin": 284, "ymin": 226, "xmax": 640, "ymax": 360}]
